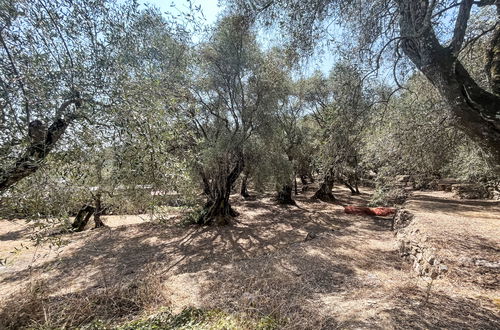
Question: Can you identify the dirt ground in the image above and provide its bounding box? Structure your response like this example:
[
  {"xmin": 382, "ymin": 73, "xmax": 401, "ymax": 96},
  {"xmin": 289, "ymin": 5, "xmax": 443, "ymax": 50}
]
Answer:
[{"xmin": 0, "ymin": 186, "xmax": 499, "ymax": 329}]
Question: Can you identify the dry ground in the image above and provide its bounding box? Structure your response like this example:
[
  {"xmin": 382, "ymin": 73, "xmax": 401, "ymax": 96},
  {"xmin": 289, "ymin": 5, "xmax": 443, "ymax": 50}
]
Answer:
[{"xmin": 0, "ymin": 186, "xmax": 499, "ymax": 329}]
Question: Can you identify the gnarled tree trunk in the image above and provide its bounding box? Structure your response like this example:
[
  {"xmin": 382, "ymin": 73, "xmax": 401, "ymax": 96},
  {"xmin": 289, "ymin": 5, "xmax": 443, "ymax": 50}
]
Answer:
[
  {"xmin": 72, "ymin": 205, "xmax": 95, "ymax": 232},
  {"xmin": 240, "ymin": 171, "xmax": 250, "ymax": 198},
  {"xmin": 197, "ymin": 155, "xmax": 244, "ymax": 225},
  {"xmin": 0, "ymin": 98, "xmax": 82, "ymax": 194},
  {"xmin": 277, "ymin": 184, "xmax": 296, "ymax": 205},
  {"xmin": 343, "ymin": 181, "xmax": 358, "ymax": 195},
  {"xmin": 313, "ymin": 167, "xmax": 336, "ymax": 202},
  {"xmin": 93, "ymin": 192, "xmax": 105, "ymax": 228},
  {"xmin": 397, "ymin": 1, "xmax": 500, "ymax": 173}
]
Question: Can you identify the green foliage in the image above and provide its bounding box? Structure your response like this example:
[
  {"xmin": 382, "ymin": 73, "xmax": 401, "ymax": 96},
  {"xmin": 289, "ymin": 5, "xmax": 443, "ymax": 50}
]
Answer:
[
  {"xmin": 79, "ymin": 308, "xmax": 279, "ymax": 330},
  {"xmin": 369, "ymin": 185, "xmax": 409, "ymax": 207},
  {"xmin": 361, "ymin": 73, "xmax": 497, "ymax": 184}
]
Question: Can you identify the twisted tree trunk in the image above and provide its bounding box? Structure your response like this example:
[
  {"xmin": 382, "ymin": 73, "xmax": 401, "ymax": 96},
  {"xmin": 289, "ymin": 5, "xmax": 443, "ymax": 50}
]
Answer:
[
  {"xmin": 197, "ymin": 155, "xmax": 244, "ymax": 225},
  {"xmin": 72, "ymin": 205, "xmax": 95, "ymax": 232},
  {"xmin": 93, "ymin": 192, "xmax": 105, "ymax": 228},
  {"xmin": 397, "ymin": 0, "xmax": 500, "ymax": 173},
  {"xmin": 0, "ymin": 97, "xmax": 82, "ymax": 194},
  {"xmin": 240, "ymin": 171, "xmax": 250, "ymax": 198},
  {"xmin": 277, "ymin": 184, "xmax": 296, "ymax": 205},
  {"xmin": 313, "ymin": 167, "xmax": 336, "ymax": 202}
]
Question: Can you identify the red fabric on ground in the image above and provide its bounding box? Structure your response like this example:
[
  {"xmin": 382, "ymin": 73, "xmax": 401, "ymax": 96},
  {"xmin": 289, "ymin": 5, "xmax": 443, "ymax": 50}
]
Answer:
[{"xmin": 344, "ymin": 206, "xmax": 396, "ymax": 216}]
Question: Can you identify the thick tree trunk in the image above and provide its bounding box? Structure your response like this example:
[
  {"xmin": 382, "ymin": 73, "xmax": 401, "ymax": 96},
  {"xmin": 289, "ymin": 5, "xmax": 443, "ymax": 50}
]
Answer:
[
  {"xmin": 198, "ymin": 191, "xmax": 238, "ymax": 225},
  {"xmin": 300, "ymin": 175, "xmax": 308, "ymax": 185},
  {"xmin": 486, "ymin": 7, "xmax": 500, "ymax": 96},
  {"xmin": 313, "ymin": 167, "xmax": 336, "ymax": 202},
  {"xmin": 277, "ymin": 184, "xmax": 296, "ymax": 205},
  {"xmin": 240, "ymin": 172, "xmax": 250, "ymax": 198},
  {"xmin": 0, "ymin": 98, "xmax": 81, "ymax": 194},
  {"xmin": 397, "ymin": 1, "xmax": 500, "ymax": 173},
  {"xmin": 197, "ymin": 155, "xmax": 244, "ymax": 225},
  {"xmin": 72, "ymin": 205, "xmax": 95, "ymax": 232}
]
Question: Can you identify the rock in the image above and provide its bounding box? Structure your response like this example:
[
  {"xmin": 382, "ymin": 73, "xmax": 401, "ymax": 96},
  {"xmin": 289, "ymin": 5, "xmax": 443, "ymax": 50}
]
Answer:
[
  {"xmin": 430, "ymin": 268, "xmax": 439, "ymax": 279},
  {"xmin": 415, "ymin": 263, "xmax": 422, "ymax": 274},
  {"xmin": 437, "ymin": 178, "xmax": 459, "ymax": 191},
  {"xmin": 393, "ymin": 209, "xmax": 414, "ymax": 230},
  {"xmin": 396, "ymin": 175, "xmax": 411, "ymax": 183},
  {"xmin": 439, "ymin": 265, "xmax": 448, "ymax": 273},
  {"xmin": 474, "ymin": 259, "xmax": 500, "ymax": 268},
  {"xmin": 458, "ymin": 256, "xmax": 472, "ymax": 266},
  {"xmin": 304, "ymin": 232, "xmax": 317, "ymax": 241}
]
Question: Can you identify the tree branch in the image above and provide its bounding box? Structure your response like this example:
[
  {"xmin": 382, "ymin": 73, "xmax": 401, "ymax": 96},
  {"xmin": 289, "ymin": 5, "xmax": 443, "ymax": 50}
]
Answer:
[{"xmin": 449, "ymin": 0, "xmax": 474, "ymax": 55}]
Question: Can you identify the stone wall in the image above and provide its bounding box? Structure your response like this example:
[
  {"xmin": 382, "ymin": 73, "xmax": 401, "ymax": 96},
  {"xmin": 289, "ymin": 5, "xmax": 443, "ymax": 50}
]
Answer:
[{"xmin": 394, "ymin": 209, "xmax": 448, "ymax": 279}]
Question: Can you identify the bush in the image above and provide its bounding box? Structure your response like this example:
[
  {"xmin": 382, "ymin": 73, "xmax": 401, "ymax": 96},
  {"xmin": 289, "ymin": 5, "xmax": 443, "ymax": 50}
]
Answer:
[{"xmin": 369, "ymin": 185, "xmax": 409, "ymax": 207}]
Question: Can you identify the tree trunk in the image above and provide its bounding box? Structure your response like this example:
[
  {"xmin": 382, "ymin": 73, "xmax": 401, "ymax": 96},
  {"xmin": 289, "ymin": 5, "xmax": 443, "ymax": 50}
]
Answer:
[
  {"xmin": 299, "ymin": 175, "xmax": 307, "ymax": 185},
  {"xmin": 93, "ymin": 193, "xmax": 105, "ymax": 228},
  {"xmin": 72, "ymin": 205, "xmax": 95, "ymax": 232},
  {"xmin": 294, "ymin": 175, "xmax": 298, "ymax": 195},
  {"xmin": 313, "ymin": 167, "xmax": 336, "ymax": 202},
  {"xmin": 343, "ymin": 181, "xmax": 358, "ymax": 195},
  {"xmin": 198, "ymin": 191, "xmax": 238, "ymax": 226},
  {"xmin": 0, "ymin": 98, "xmax": 81, "ymax": 194},
  {"xmin": 486, "ymin": 8, "xmax": 500, "ymax": 96},
  {"xmin": 397, "ymin": 1, "xmax": 500, "ymax": 173},
  {"xmin": 277, "ymin": 184, "xmax": 296, "ymax": 205},
  {"xmin": 240, "ymin": 172, "xmax": 250, "ymax": 198},
  {"xmin": 197, "ymin": 155, "xmax": 244, "ymax": 225}
]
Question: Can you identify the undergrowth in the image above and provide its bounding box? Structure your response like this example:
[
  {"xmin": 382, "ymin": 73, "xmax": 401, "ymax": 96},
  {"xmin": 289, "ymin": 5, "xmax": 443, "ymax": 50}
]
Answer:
[{"xmin": 83, "ymin": 308, "xmax": 279, "ymax": 330}]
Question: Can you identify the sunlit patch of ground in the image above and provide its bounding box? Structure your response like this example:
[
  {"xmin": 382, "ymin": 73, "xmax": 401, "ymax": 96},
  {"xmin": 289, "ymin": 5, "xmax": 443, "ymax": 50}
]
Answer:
[{"xmin": 0, "ymin": 186, "xmax": 499, "ymax": 329}]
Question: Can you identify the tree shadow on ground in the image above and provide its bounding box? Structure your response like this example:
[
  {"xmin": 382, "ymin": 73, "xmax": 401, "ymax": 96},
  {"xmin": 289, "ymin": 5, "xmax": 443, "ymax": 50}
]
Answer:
[
  {"xmin": 384, "ymin": 286, "xmax": 500, "ymax": 329},
  {"xmin": 409, "ymin": 193, "xmax": 500, "ymax": 215},
  {"xmin": 0, "ymin": 228, "xmax": 30, "ymax": 242},
  {"xmin": 2, "ymin": 186, "xmax": 497, "ymax": 329}
]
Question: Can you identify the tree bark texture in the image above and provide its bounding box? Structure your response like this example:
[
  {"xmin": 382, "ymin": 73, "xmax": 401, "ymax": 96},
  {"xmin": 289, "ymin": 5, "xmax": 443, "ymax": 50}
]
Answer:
[
  {"xmin": 197, "ymin": 154, "xmax": 244, "ymax": 225},
  {"xmin": 240, "ymin": 171, "xmax": 250, "ymax": 198},
  {"xmin": 277, "ymin": 184, "xmax": 296, "ymax": 205},
  {"xmin": 0, "ymin": 98, "xmax": 82, "ymax": 193},
  {"xmin": 397, "ymin": 0, "xmax": 500, "ymax": 173},
  {"xmin": 313, "ymin": 167, "xmax": 336, "ymax": 202}
]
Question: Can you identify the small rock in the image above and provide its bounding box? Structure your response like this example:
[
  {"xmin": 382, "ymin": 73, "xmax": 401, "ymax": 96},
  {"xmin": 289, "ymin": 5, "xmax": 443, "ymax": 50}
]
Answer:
[
  {"xmin": 304, "ymin": 232, "xmax": 317, "ymax": 241},
  {"xmin": 458, "ymin": 256, "xmax": 472, "ymax": 266},
  {"xmin": 415, "ymin": 263, "xmax": 422, "ymax": 274},
  {"xmin": 430, "ymin": 268, "xmax": 439, "ymax": 279},
  {"xmin": 439, "ymin": 265, "xmax": 448, "ymax": 273},
  {"xmin": 474, "ymin": 259, "xmax": 500, "ymax": 268}
]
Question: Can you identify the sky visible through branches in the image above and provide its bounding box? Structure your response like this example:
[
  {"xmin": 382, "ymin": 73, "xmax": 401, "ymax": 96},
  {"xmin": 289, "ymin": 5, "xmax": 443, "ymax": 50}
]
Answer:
[{"xmin": 144, "ymin": 0, "xmax": 340, "ymax": 75}]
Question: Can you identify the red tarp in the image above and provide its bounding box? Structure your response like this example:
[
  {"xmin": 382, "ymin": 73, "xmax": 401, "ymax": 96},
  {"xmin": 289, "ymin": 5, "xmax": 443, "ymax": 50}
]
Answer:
[{"xmin": 344, "ymin": 206, "xmax": 396, "ymax": 216}]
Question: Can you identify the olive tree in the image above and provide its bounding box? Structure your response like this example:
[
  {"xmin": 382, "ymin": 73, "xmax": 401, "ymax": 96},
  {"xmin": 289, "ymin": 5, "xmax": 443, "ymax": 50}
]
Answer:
[
  {"xmin": 189, "ymin": 16, "xmax": 285, "ymax": 225},
  {"xmin": 226, "ymin": 0, "xmax": 500, "ymax": 173},
  {"xmin": 0, "ymin": 3, "xmax": 193, "ymax": 225},
  {"xmin": 301, "ymin": 63, "xmax": 371, "ymax": 201},
  {"xmin": 0, "ymin": 0, "xmax": 137, "ymax": 191}
]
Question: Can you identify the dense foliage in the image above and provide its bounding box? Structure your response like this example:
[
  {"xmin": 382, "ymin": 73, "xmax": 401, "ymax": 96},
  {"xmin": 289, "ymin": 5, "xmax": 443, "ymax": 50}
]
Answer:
[{"xmin": 1, "ymin": 0, "xmax": 498, "ymax": 226}]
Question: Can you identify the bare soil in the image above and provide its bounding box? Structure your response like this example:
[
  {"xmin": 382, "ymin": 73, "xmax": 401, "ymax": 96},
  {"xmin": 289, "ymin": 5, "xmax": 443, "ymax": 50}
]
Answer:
[{"xmin": 0, "ymin": 186, "xmax": 498, "ymax": 329}]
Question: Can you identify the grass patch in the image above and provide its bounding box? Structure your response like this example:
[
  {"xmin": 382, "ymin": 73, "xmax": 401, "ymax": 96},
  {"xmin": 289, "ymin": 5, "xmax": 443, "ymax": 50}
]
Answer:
[{"xmin": 76, "ymin": 308, "xmax": 279, "ymax": 330}]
